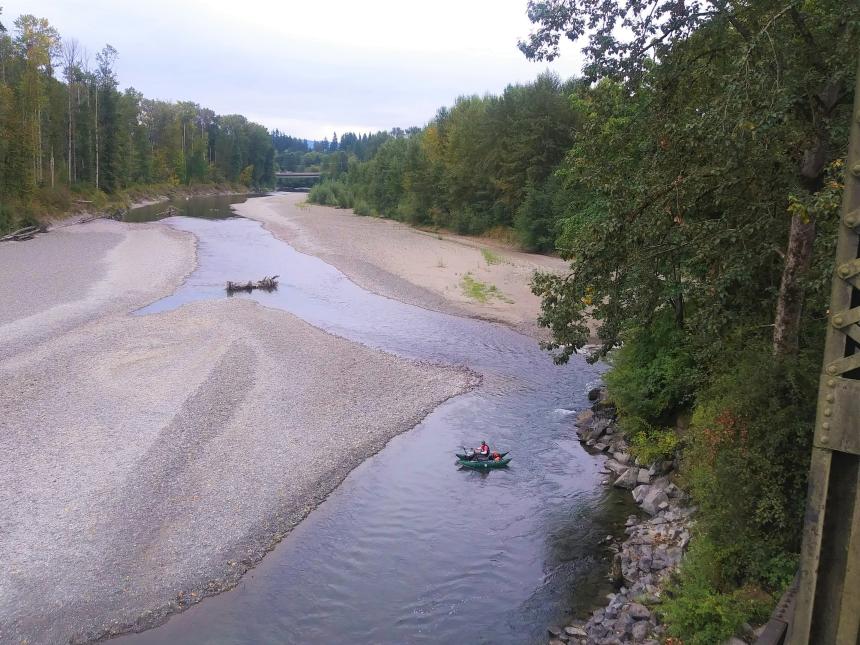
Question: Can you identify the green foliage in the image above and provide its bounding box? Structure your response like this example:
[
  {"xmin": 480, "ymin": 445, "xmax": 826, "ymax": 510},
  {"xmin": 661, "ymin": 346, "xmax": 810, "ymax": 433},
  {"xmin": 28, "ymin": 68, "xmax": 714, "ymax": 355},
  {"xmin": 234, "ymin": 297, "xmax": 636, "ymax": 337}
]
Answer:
[
  {"xmin": 519, "ymin": 1, "xmax": 857, "ymax": 637},
  {"xmin": 352, "ymin": 199, "xmax": 372, "ymax": 216},
  {"xmin": 624, "ymin": 418, "xmax": 680, "ymax": 464},
  {"xmin": 307, "ymin": 179, "xmax": 354, "ymax": 208},
  {"xmin": 314, "ymin": 72, "xmax": 578, "ymax": 243},
  {"xmin": 514, "ymin": 174, "xmax": 569, "ymax": 251},
  {"xmin": 661, "ymin": 537, "xmax": 773, "ymax": 645},
  {"xmin": 682, "ymin": 347, "xmax": 816, "ymax": 588},
  {"xmin": 0, "ymin": 11, "xmax": 276, "ymax": 233},
  {"xmin": 480, "ymin": 248, "xmax": 502, "ymax": 265},
  {"xmin": 460, "ymin": 273, "xmax": 512, "ymax": 304},
  {"xmin": 604, "ymin": 315, "xmax": 697, "ymax": 425},
  {"xmin": 238, "ymin": 165, "xmax": 254, "ymax": 186}
]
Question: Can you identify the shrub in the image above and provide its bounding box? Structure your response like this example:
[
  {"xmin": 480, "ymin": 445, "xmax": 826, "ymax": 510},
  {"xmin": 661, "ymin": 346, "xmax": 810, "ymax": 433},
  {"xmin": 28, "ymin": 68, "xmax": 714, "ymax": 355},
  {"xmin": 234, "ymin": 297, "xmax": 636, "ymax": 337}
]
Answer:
[
  {"xmin": 307, "ymin": 179, "xmax": 357, "ymax": 209},
  {"xmin": 352, "ymin": 199, "xmax": 372, "ymax": 216},
  {"xmin": 682, "ymin": 346, "xmax": 815, "ymax": 589},
  {"xmin": 661, "ymin": 537, "xmax": 772, "ymax": 645},
  {"xmin": 308, "ymin": 181, "xmax": 339, "ymax": 206},
  {"xmin": 623, "ymin": 417, "xmax": 680, "ymax": 463},
  {"xmin": 605, "ymin": 313, "xmax": 697, "ymax": 426}
]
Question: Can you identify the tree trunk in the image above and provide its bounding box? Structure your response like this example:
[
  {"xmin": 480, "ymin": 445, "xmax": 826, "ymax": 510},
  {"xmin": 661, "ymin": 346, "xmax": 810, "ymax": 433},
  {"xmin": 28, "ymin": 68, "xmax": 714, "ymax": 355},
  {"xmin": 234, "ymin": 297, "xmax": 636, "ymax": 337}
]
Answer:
[
  {"xmin": 773, "ymin": 214, "xmax": 816, "ymax": 356},
  {"xmin": 68, "ymin": 80, "xmax": 73, "ymax": 184},
  {"xmin": 94, "ymin": 85, "xmax": 99, "ymax": 190}
]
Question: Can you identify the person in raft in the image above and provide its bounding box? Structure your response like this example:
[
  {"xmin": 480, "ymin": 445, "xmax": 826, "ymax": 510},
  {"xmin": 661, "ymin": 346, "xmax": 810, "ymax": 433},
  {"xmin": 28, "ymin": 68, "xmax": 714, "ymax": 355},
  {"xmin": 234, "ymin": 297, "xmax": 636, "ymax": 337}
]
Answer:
[{"xmin": 474, "ymin": 441, "xmax": 490, "ymax": 460}]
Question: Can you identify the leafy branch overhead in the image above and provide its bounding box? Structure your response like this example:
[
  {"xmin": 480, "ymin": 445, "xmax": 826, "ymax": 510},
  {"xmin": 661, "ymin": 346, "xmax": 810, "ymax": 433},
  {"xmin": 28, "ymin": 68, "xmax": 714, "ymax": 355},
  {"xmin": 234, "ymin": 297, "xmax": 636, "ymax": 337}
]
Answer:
[{"xmin": 521, "ymin": 0, "xmax": 858, "ymax": 362}]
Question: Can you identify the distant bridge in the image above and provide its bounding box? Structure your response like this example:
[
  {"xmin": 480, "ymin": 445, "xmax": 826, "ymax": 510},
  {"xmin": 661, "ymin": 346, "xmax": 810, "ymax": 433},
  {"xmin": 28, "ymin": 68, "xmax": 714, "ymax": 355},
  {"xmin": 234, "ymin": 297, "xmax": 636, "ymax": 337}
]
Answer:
[
  {"xmin": 274, "ymin": 171, "xmax": 322, "ymax": 191},
  {"xmin": 274, "ymin": 171, "xmax": 321, "ymax": 178}
]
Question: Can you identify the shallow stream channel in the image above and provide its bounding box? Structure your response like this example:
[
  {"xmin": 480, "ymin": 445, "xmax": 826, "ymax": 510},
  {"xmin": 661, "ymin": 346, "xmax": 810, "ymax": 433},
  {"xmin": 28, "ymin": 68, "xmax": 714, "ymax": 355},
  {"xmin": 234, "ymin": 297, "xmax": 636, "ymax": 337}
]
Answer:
[{"xmin": 118, "ymin": 195, "xmax": 637, "ymax": 644}]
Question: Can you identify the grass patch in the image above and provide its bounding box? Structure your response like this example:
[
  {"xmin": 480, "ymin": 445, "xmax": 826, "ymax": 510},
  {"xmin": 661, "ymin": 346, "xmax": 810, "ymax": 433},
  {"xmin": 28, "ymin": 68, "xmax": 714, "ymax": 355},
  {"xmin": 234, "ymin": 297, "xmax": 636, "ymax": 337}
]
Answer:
[
  {"xmin": 461, "ymin": 273, "xmax": 513, "ymax": 304},
  {"xmin": 481, "ymin": 248, "xmax": 503, "ymax": 265}
]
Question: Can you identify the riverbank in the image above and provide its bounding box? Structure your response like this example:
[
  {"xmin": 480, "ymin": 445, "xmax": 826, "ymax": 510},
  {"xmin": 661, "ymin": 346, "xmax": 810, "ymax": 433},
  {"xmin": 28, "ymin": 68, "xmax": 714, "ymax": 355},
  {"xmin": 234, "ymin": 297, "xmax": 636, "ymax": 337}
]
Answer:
[
  {"xmin": 0, "ymin": 217, "xmax": 474, "ymax": 643},
  {"xmin": 234, "ymin": 193, "xmax": 569, "ymax": 339},
  {"xmin": 1, "ymin": 181, "xmax": 257, "ymax": 236},
  {"xmin": 545, "ymin": 391, "xmax": 694, "ymax": 644}
]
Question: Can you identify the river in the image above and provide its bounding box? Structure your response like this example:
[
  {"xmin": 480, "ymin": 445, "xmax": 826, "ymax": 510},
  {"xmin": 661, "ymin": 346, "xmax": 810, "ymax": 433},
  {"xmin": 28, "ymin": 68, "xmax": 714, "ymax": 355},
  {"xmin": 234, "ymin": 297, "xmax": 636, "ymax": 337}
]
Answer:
[{"xmin": 116, "ymin": 195, "xmax": 637, "ymax": 644}]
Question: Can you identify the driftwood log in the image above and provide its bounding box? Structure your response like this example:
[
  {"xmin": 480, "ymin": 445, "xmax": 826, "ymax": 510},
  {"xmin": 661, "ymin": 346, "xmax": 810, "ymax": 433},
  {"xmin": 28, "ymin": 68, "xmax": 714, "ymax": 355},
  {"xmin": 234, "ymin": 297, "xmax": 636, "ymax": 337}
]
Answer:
[
  {"xmin": 152, "ymin": 206, "xmax": 178, "ymax": 219},
  {"xmin": 226, "ymin": 275, "xmax": 279, "ymax": 294},
  {"xmin": 0, "ymin": 225, "xmax": 41, "ymax": 242}
]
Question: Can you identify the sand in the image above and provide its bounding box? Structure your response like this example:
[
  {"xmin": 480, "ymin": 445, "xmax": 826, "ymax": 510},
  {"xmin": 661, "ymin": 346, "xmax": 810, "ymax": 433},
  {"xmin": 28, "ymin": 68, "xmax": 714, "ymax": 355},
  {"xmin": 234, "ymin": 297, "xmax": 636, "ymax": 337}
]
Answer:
[
  {"xmin": 234, "ymin": 193, "xmax": 569, "ymax": 338},
  {"xmin": 0, "ymin": 219, "xmax": 472, "ymax": 644}
]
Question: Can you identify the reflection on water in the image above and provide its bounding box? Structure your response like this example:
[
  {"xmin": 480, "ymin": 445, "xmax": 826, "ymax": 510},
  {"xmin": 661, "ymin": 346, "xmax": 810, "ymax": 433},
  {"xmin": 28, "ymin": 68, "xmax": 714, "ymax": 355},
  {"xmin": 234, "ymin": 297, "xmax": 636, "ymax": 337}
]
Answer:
[
  {"xmin": 122, "ymin": 211, "xmax": 636, "ymax": 644},
  {"xmin": 122, "ymin": 194, "xmax": 264, "ymax": 223}
]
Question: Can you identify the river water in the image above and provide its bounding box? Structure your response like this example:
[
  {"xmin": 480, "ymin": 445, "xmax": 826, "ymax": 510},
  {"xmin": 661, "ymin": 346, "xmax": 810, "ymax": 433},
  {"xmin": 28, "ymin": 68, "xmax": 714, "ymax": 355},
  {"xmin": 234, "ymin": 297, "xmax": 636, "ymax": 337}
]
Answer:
[{"xmin": 119, "ymin": 196, "xmax": 636, "ymax": 644}]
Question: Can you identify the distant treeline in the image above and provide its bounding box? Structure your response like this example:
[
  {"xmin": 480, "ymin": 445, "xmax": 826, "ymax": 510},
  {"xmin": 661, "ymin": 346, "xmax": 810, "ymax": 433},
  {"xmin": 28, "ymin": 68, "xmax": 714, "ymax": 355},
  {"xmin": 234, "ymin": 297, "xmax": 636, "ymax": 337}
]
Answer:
[
  {"xmin": 0, "ymin": 11, "xmax": 275, "ymax": 231},
  {"xmin": 272, "ymin": 129, "xmax": 410, "ymax": 174},
  {"xmin": 308, "ymin": 72, "xmax": 576, "ymax": 251}
]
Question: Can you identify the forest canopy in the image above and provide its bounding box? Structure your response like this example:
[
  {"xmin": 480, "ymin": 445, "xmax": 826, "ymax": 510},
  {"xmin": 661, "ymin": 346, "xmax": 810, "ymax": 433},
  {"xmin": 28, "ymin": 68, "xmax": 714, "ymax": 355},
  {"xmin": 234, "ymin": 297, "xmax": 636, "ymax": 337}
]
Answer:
[{"xmin": 0, "ymin": 9, "xmax": 275, "ymax": 231}]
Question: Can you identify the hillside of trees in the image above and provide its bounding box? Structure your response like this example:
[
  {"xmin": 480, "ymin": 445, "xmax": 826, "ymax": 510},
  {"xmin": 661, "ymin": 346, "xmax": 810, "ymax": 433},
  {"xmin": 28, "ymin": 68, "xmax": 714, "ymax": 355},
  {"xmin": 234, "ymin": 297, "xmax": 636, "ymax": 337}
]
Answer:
[
  {"xmin": 0, "ymin": 10, "xmax": 275, "ymax": 233},
  {"xmin": 310, "ymin": 1, "xmax": 858, "ymax": 639},
  {"xmin": 307, "ymin": 72, "xmax": 578, "ymax": 251}
]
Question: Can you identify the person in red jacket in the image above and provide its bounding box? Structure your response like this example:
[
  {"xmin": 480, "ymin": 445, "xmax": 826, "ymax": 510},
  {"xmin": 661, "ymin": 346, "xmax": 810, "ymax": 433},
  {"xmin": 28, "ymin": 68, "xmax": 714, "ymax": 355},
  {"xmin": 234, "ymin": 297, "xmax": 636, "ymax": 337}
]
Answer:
[{"xmin": 475, "ymin": 441, "xmax": 490, "ymax": 460}]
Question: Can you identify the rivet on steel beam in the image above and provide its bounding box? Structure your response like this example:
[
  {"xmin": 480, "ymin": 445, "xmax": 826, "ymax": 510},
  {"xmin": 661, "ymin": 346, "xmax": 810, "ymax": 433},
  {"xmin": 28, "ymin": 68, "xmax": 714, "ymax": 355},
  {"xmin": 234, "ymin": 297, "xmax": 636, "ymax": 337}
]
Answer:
[
  {"xmin": 833, "ymin": 316, "xmax": 844, "ymax": 326},
  {"xmin": 846, "ymin": 214, "xmax": 859, "ymax": 228},
  {"xmin": 828, "ymin": 379, "xmax": 837, "ymax": 387},
  {"xmin": 821, "ymin": 434, "xmax": 829, "ymax": 444},
  {"xmin": 839, "ymin": 264, "xmax": 852, "ymax": 278},
  {"xmin": 823, "ymin": 422, "xmax": 830, "ymax": 430},
  {"xmin": 827, "ymin": 365, "xmax": 838, "ymax": 375},
  {"xmin": 853, "ymin": 163, "xmax": 860, "ymax": 177},
  {"xmin": 824, "ymin": 408, "xmax": 832, "ymax": 417},
  {"xmin": 826, "ymin": 393, "xmax": 835, "ymax": 403}
]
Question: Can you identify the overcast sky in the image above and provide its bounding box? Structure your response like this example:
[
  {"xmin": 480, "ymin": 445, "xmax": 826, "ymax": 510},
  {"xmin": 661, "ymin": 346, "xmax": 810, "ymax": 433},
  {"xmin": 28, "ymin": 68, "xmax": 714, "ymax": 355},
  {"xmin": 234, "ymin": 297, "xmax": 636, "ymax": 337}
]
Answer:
[{"xmin": 5, "ymin": 0, "xmax": 584, "ymax": 139}]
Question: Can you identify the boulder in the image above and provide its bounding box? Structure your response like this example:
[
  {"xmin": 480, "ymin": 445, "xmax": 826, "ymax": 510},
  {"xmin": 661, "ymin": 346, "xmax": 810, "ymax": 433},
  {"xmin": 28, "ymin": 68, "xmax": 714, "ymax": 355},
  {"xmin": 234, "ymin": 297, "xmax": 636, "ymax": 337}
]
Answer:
[
  {"xmin": 613, "ymin": 451, "xmax": 631, "ymax": 465},
  {"xmin": 627, "ymin": 603, "xmax": 650, "ymax": 620},
  {"xmin": 631, "ymin": 620, "xmax": 650, "ymax": 641},
  {"xmin": 614, "ymin": 611, "xmax": 634, "ymax": 635},
  {"xmin": 613, "ymin": 467, "xmax": 640, "ymax": 490},
  {"xmin": 548, "ymin": 626, "xmax": 564, "ymax": 638},
  {"xmin": 650, "ymin": 476, "xmax": 672, "ymax": 492},
  {"xmin": 605, "ymin": 459, "xmax": 629, "ymax": 475},
  {"xmin": 640, "ymin": 488, "xmax": 669, "ymax": 515},
  {"xmin": 648, "ymin": 459, "xmax": 673, "ymax": 476},
  {"xmin": 589, "ymin": 418, "xmax": 611, "ymax": 439},
  {"xmin": 632, "ymin": 484, "xmax": 650, "ymax": 504},
  {"xmin": 565, "ymin": 625, "xmax": 587, "ymax": 637},
  {"xmin": 637, "ymin": 468, "xmax": 650, "ymax": 485},
  {"xmin": 575, "ymin": 409, "xmax": 594, "ymax": 428},
  {"xmin": 588, "ymin": 387, "xmax": 602, "ymax": 401}
]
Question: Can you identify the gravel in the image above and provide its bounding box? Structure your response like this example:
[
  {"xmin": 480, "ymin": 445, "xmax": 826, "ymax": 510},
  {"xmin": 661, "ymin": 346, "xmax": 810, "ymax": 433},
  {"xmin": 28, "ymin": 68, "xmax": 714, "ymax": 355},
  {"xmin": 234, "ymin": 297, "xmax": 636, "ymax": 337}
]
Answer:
[{"xmin": 0, "ymin": 222, "xmax": 474, "ymax": 644}]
